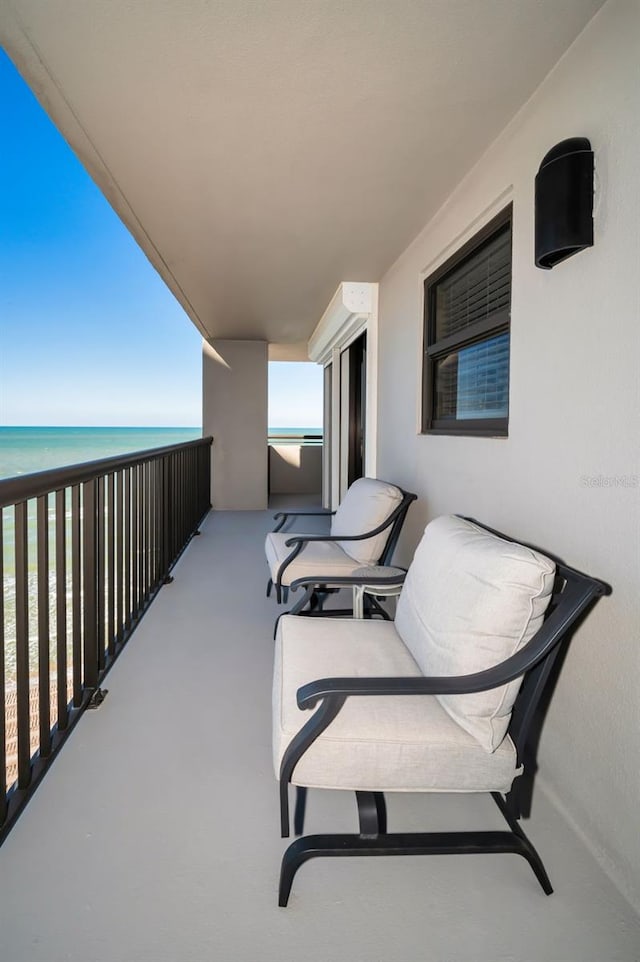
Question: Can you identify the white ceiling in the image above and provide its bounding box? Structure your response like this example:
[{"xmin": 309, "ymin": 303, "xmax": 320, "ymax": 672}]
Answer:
[{"xmin": 1, "ymin": 0, "xmax": 604, "ymax": 353}]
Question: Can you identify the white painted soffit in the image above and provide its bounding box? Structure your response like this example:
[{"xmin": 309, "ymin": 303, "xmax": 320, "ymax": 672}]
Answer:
[
  {"xmin": 0, "ymin": 0, "xmax": 606, "ymax": 347},
  {"xmin": 308, "ymin": 282, "xmax": 373, "ymax": 364},
  {"xmin": 268, "ymin": 341, "xmax": 310, "ymax": 362}
]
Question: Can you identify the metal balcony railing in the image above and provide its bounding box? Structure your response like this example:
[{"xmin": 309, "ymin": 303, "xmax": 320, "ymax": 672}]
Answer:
[
  {"xmin": 268, "ymin": 432, "xmax": 323, "ymax": 446},
  {"xmin": 0, "ymin": 436, "xmax": 212, "ymax": 843}
]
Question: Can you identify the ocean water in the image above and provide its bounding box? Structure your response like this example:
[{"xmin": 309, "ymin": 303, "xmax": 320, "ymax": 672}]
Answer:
[
  {"xmin": 0, "ymin": 426, "xmax": 322, "ymax": 479},
  {"xmin": 0, "ymin": 426, "xmax": 203, "ymax": 481}
]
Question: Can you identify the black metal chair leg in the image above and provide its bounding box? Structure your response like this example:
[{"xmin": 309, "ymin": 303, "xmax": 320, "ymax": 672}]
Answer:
[
  {"xmin": 375, "ymin": 793, "xmax": 387, "ymax": 834},
  {"xmin": 294, "ymin": 786, "xmax": 307, "ymax": 836},
  {"xmin": 280, "ymin": 781, "xmax": 290, "ymax": 839},
  {"xmin": 366, "ymin": 595, "xmax": 392, "ymax": 620},
  {"xmin": 288, "ymin": 586, "xmax": 316, "ymax": 616},
  {"xmin": 492, "ymin": 792, "xmax": 553, "ymax": 894},
  {"xmin": 356, "ymin": 791, "xmax": 387, "ymax": 837},
  {"xmin": 508, "ymin": 832, "xmax": 553, "ymax": 895},
  {"xmin": 273, "ymin": 586, "xmax": 317, "ymax": 639},
  {"xmin": 278, "ymin": 826, "xmax": 554, "ymax": 905},
  {"xmin": 282, "ymin": 587, "xmax": 289, "ymax": 604},
  {"xmin": 315, "ymin": 589, "xmax": 328, "ymax": 612},
  {"xmin": 266, "ymin": 578, "xmax": 273, "ymax": 598},
  {"xmin": 279, "ymin": 836, "xmax": 328, "ymax": 907}
]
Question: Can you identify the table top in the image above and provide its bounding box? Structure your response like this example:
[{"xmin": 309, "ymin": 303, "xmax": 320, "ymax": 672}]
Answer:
[{"xmin": 351, "ymin": 565, "xmax": 406, "ymax": 580}]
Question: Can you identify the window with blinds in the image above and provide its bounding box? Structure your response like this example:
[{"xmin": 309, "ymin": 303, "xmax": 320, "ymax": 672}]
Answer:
[{"xmin": 422, "ymin": 206, "xmax": 512, "ymax": 436}]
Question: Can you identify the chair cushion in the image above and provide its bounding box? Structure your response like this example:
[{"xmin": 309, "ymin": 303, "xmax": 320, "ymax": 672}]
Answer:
[
  {"xmin": 395, "ymin": 516, "xmax": 556, "ymax": 753},
  {"xmin": 330, "ymin": 477, "xmax": 403, "ymax": 565},
  {"xmin": 265, "ymin": 532, "xmax": 364, "ymax": 586},
  {"xmin": 273, "ymin": 615, "xmax": 521, "ymax": 793}
]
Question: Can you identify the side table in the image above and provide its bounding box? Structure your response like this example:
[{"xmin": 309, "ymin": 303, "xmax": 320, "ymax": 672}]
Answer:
[{"xmin": 351, "ymin": 566, "xmax": 406, "ymax": 619}]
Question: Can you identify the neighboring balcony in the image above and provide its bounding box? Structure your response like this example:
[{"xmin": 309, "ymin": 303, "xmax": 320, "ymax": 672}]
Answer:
[
  {"xmin": 268, "ymin": 431, "xmax": 323, "ymax": 500},
  {"xmin": 0, "ymin": 448, "xmax": 638, "ymax": 961}
]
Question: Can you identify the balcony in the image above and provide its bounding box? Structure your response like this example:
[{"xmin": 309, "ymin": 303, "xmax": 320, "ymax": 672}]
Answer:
[
  {"xmin": 0, "ymin": 498, "xmax": 637, "ymax": 961},
  {"xmin": 268, "ymin": 431, "xmax": 323, "ymax": 499}
]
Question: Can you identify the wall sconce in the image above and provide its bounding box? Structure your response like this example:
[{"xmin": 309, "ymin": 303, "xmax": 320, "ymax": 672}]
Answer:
[{"xmin": 535, "ymin": 137, "xmax": 594, "ymax": 269}]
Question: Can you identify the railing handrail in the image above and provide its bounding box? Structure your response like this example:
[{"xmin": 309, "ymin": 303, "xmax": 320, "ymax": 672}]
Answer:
[
  {"xmin": 268, "ymin": 433, "xmax": 322, "ymax": 442},
  {"xmin": 0, "ymin": 436, "xmax": 213, "ymax": 508}
]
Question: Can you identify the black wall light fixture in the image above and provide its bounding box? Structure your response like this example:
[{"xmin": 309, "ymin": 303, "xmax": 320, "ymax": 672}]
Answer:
[{"xmin": 535, "ymin": 137, "xmax": 594, "ymax": 269}]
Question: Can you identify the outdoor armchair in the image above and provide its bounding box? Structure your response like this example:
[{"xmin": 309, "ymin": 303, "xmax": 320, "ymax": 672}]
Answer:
[
  {"xmin": 272, "ymin": 514, "xmax": 609, "ymax": 906},
  {"xmin": 264, "ymin": 477, "xmax": 416, "ymax": 607}
]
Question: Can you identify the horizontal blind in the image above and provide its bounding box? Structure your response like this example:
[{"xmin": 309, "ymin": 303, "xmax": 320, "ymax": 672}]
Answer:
[{"xmin": 434, "ymin": 226, "xmax": 511, "ymax": 342}]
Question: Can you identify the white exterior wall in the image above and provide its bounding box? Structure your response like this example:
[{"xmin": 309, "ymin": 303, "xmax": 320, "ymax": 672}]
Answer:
[
  {"xmin": 376, "ymin": 0, "xmax": 640, "ymax": 908},
  {"xmin": 268, "ymin": 444, "xmax": 322, "ymax": 495},
  {"xmin": 202, "ymin": 339, "xmax": 268, "ymax": 509}
]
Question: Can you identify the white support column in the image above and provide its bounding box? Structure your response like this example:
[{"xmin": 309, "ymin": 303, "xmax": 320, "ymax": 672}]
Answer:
[{"xmin": 202, "ymin": 339, "xmax": 268, "ymax": 510}]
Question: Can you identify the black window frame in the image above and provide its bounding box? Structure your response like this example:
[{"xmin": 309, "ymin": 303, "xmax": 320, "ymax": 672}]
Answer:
[{"xmin": 421, "ymin": 204, "xmax": 512, "ymax": 437}]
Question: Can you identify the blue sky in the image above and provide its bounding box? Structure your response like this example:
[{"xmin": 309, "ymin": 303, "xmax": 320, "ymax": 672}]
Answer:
[{"xmin": 0, "ymin": 50, "xmax": 322, "ymax": 428}]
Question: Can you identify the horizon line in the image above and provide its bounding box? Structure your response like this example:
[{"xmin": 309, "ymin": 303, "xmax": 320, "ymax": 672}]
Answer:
[{"xmin": 0, "ymin": 423, "xmax": 323, "ymax": 429}]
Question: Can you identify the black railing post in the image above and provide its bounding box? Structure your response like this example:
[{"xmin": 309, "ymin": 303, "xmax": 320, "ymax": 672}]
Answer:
[
  {"xmin": 55, "ymin": 488, "xmax": 68, "ymax": 731},
  {"xmin": 82, "ymin": 478, "xmax": 99, "ymax": 692},
  {"xmin": 124, "ymin": 468, "xmax": 131, "ymax": 632},
  {"xmin": 36, "ymin": 494, "xmax": 51, "ymax": 757},
  {"xmin": 96, "ymin": 476, "xmax": 106, "ymax": 672},
  {"xmin": 161, "ymin": 454, "xmax": 172, "ymax": 582},
  {"xmin": 0, "ymin": 511, "xmax": 5, "ymax": 823},
  {"xmin": 71, "ymin": 484, "xmax": 82, "ymax": 708},
  {"xmin": 107, "ymin": 473, "xmax": 115, "ymax": 662},
  {"xmin": 115, "ymin": 471, "xmax": 124, "ymax": 646},
  {"xmin": 14, "ymin": 501, "xmax": 31, "ymax": 790}
]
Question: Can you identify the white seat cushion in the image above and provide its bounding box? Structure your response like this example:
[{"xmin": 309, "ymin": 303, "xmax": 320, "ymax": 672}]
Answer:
[
  {"xmin": 265, "ymin": 532, "xmax": 364, "ymax": 586},
  {"xmin": 395, "ymin": 516, "xmax": 556, "ymax": 753},
  {"xmin": 330, "ymin": 477, "xmax": 404, "ymax": 565},
  {"xmin": 273, "ymin": 615, "xmax": 521, "ymax": 793}
]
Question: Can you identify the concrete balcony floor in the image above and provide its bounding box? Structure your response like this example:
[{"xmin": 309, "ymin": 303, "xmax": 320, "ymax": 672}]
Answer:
[{"xmin": 0, "ymin": 502, "xmax": 638, "ymax": 962}]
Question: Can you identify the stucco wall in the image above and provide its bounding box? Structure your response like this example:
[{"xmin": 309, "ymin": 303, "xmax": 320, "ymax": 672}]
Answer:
[
  {"xmin": 202, "ymin": 339, "xmax": 268, "ymax": 509},
  {"xmin": 268, "ymin": 444, "xmax": 322, "ymax": 495},
  {"xmin": 376, "ymin": 0, "xmax": 640, "ymax": 908}
]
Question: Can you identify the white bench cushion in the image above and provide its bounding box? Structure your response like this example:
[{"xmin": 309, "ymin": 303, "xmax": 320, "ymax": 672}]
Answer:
[
  {"xmin": 265, "ymin": 532, "xmax": 364, "ymax": 586},
  {"xmin": 273, "ymin": 615, "xmax": 520, "ymax": 793},
  {"xmin": 395, "ymin": 516, "xmax": 556, "ymax": 753},
  {"xmin": 330, "ymin": 477, "xmax": 403, "ymax": 565}
]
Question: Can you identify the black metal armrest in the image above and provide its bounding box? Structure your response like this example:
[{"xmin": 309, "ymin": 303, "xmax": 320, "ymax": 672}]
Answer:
[
  {"xmin": 272, "ymin": 510, "xmax": 335, "ymax": 533},
  {"xmin": 285, "ymin": 523, "xmax": 396, "ymax": 548},
  {"xmin": 276, "ymin": 535, "xmax": 392, "ymax": 591},
  {"xmin": 290, "ymin": 571, "xmax": 407, "ymax": 592},
  {"xmin": 298, "ymin": 667, "xmax": 516, "ymax": 711},
  {"xmin": 284, "ymin": 532, "xmax": 368, "ymax": 547},
  {"xmin": 282, "ymin": 494, "xmax": 413, "ymax": 546},
  {"xmin": 296, "ymin": 577, "xmax": 607, "ymax": 710}
]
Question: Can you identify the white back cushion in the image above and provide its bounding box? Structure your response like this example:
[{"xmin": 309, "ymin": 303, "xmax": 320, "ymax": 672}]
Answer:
[
  {"xmin": 330, "ymin": 477, "xmax": 404, "ymax": 565},
  {"xmin": 395, "ymin": 515, "xmax": 556, "ymax": 752}
]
